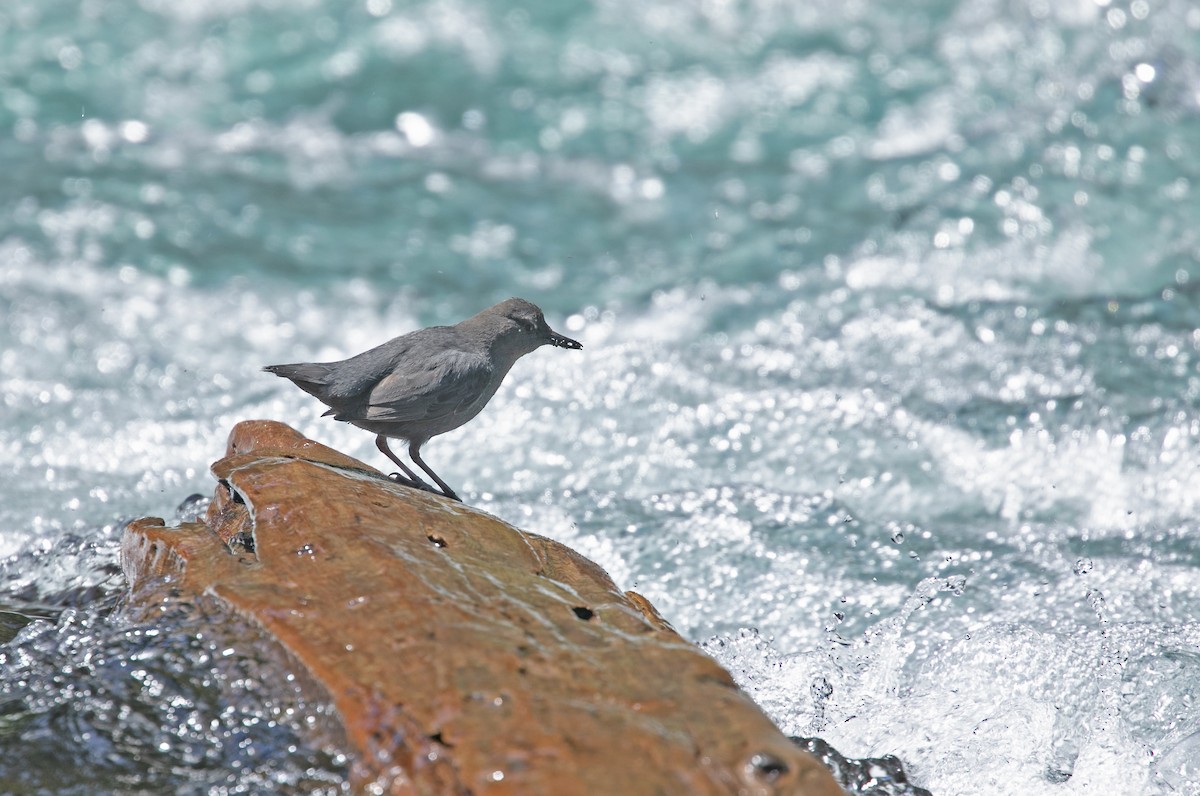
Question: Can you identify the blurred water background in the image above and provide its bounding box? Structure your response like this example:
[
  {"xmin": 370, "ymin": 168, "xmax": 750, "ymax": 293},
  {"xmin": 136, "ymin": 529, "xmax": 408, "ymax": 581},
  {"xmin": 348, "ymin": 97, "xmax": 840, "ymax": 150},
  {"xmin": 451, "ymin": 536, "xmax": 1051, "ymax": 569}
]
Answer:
[{"xmin": 2, "ymin": 0, "xmax": 1200, "ymax": 792}]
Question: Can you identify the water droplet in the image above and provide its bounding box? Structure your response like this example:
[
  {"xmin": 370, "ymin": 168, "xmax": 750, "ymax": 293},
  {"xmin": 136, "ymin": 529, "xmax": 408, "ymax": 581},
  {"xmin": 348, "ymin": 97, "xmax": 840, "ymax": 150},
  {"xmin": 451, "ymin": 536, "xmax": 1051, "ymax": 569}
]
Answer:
[
  {"xmin": 1086, "ymin": 588, "xmax": 1109, "ymax": 624},
  {"xmin": 1073, "ymin": 557, "xmax": 1093, "ymax": 576}
]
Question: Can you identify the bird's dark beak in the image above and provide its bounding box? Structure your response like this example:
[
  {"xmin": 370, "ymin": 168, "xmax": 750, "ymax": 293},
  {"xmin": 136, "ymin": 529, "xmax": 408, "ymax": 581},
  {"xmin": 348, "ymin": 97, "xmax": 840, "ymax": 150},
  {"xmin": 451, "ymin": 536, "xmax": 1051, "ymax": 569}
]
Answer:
[{"xmin": 548, "ymin": 330, "xmax": 583, "ymax": 350}]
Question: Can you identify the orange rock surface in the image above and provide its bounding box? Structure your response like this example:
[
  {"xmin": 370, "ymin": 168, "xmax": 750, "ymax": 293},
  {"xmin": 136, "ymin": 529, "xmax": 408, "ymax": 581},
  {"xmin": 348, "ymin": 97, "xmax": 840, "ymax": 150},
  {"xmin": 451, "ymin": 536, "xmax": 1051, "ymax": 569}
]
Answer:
[{"xmin": 121, "ymin": 420, "xmax": 841, "ymax": 796}]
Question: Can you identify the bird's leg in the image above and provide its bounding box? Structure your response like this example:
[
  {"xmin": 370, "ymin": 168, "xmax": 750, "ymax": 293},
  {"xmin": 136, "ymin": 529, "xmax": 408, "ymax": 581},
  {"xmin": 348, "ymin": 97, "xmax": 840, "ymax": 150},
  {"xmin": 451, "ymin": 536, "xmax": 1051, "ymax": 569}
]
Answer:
[
  {"xmin": 409, "ymin": 441, "xmax": 461, "ymax": 502},
  {"xmin": 375, "ymin": 436, "xmax": 427, "ymax": 489}
]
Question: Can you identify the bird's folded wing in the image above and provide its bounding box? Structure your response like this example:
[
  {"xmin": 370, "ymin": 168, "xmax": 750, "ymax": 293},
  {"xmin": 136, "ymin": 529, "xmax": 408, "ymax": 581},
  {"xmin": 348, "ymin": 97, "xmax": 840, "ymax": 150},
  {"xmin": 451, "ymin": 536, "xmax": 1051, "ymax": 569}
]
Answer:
[{"xmin": 360, "ymin": 349, "xmax": 493, "ymax": 423}]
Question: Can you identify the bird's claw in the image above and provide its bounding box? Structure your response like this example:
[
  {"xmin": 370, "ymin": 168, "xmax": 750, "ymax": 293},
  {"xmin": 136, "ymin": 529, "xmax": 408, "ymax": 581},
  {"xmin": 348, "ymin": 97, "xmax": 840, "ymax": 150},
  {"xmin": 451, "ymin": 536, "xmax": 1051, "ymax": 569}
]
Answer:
[
  {"xmin": 387, "ymin": 472, "xmax": 444, "ymax": 495},
  {"xmin": 387, "ymin": 472, "xmax": 461, "ymax": 502},
  {"xmin": 387, "ymin": 472, "xmax": 421, "ymax": 488}
]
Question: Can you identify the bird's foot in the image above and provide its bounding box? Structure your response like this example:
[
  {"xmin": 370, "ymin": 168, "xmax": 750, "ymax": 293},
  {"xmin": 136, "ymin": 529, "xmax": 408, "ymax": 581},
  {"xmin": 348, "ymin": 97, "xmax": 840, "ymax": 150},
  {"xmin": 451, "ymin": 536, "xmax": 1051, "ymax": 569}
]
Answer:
[
  {"xmin": 387, "ymin": 472, "xmax": 447, "ymax": 497},
  {"xmin": 386, "ymin": 472, "xmax": 461, "ymax": 502},
  {"xmin": 387, "ymin": 472, "xmax": 424, "ymax": 489}
]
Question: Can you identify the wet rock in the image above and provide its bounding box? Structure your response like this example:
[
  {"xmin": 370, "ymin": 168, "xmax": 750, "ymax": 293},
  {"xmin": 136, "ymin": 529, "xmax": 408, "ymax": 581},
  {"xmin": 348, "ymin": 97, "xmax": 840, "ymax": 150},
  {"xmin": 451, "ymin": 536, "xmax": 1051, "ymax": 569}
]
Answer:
[
  {"xmin": 791, "ymin": 737, "xmax": 932, "ymax": 796},
  {"xmin": 121, "ymin": 420, "xmax": 841, "ymax": 796}
]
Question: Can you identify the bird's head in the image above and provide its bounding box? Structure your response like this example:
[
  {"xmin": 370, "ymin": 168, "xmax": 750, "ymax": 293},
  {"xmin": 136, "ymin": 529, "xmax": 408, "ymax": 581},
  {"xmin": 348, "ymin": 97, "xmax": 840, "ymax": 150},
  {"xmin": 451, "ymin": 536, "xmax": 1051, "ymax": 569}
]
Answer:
[{"xmin": 486, "ymin": 298, "xmax": 583, "ymax": 358}]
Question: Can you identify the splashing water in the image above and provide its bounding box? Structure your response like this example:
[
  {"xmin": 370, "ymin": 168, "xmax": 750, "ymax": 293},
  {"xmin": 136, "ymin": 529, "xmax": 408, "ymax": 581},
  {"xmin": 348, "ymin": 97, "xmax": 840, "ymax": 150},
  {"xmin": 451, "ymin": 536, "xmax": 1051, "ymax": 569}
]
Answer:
[{"xmin": 3, "ymin": 0, "xmax": 1200, "ymax": 792}]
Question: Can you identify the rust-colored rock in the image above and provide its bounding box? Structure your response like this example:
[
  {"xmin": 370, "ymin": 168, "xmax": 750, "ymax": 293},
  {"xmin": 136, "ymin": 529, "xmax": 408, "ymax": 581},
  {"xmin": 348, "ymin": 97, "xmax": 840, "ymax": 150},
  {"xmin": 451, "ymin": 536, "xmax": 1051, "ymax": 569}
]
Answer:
[{"xmin": 121, "ymin": 420, "xmax": 841, "ymax": 796}]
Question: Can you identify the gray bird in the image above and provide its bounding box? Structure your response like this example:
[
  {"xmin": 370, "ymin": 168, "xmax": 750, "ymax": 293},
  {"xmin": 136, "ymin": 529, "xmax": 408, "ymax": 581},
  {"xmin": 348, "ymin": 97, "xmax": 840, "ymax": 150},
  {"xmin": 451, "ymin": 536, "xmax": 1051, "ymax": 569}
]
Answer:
[{"xmin": 264, "ymin": 297, "xmax": 582, "ymax": 501}]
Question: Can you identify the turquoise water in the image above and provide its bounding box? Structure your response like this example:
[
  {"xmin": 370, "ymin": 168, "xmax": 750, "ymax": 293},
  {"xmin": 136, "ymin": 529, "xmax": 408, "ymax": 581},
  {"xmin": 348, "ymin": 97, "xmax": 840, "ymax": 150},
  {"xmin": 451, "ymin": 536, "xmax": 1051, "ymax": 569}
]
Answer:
[{"xmin": 2, "ymin": 0, "xmax": 1200, "ymax": 792}]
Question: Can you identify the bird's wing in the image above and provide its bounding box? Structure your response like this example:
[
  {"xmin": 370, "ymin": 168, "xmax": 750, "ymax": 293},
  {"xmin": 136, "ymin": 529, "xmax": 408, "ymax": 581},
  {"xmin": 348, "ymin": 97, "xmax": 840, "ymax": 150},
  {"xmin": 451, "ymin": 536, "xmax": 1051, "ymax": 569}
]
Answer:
[{"xmin": 358, "ymin": 347, "xmax": 494, "ymax": 424}]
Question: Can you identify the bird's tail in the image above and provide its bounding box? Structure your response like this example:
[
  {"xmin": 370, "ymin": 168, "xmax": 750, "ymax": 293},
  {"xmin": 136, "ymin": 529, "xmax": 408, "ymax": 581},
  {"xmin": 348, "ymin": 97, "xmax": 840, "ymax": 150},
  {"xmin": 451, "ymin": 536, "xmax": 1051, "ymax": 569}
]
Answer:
[{"xmin": 263, "ymin": 362, "xmax": 336, "ymax": 403}]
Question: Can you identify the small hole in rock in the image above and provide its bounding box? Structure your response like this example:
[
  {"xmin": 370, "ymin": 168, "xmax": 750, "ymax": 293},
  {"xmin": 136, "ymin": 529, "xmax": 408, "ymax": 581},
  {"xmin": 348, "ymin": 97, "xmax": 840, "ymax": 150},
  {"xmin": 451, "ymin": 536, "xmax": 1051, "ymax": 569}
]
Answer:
[
  {"xmin": 748, "ymin": 752, "xmax": 789, "ymax": 782},
  {"xmin": 572, "ymin": 606, "xmax": 595, "ymax": 621},
  {"xmin": 427, "ymin": 534, "xmax": 447, "ymax": 548}
]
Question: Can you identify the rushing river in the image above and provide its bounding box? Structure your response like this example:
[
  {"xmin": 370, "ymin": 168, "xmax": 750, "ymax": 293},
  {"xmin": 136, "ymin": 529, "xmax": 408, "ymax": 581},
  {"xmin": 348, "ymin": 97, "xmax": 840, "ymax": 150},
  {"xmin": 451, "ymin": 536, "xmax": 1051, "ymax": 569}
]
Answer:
[{"xmin": 2, "ymin": 0, "xmax": 1199, "ymax": 792}]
